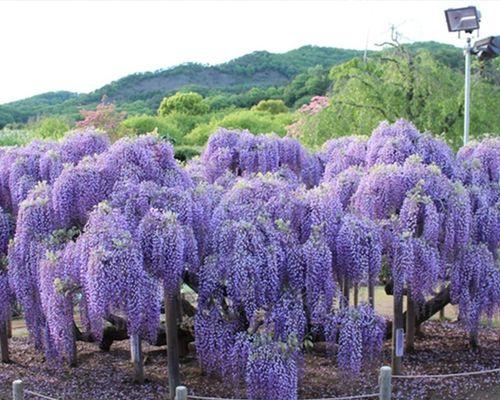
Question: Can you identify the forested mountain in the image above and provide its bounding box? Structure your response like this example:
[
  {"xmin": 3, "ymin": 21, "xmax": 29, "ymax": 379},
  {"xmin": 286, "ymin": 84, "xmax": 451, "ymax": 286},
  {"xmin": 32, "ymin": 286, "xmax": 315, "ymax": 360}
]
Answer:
[{"xmin": 0, "ymin": 42, "xmax": 466, "ymax": 127}]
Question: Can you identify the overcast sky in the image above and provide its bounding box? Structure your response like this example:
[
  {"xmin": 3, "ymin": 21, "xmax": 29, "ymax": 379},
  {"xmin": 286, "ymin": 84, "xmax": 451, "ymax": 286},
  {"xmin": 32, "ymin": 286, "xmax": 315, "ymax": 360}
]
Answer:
[{"xmin": 0, "ymin": 0, "xmax": 498, "ymax": 104}]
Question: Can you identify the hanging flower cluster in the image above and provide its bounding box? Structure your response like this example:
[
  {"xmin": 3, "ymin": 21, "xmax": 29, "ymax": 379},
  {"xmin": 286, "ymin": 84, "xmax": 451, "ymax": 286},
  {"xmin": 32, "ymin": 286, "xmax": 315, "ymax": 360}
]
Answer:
[{"xmin": 324, "ymin": 305, "xmax": 386, "ymax": 375}]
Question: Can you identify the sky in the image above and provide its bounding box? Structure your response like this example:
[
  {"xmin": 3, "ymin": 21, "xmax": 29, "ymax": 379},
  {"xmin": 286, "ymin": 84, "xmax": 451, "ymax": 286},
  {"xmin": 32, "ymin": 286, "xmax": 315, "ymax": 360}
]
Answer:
[{"xmin": 0, "ymin": 0, "xmax": 498, "ymax": 104}]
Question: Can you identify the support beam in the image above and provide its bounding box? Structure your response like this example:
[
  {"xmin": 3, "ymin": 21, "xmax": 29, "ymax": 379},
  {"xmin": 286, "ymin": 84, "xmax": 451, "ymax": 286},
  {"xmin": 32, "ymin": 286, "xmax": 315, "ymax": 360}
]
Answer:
[
  {"xmin": 130, "ymin": 334, "xmax": 144, "ymax": 383},
  {"xmin": 405, "ymin": 289, "xmax": 415, "ymax": 353},
  {"xmin": 0, "ymin": 320, "xmax": 9, "ymax": 363},
  {"xmin": 343, "ymin": 278, "xmax": 350, "ymax": 307},
  {"xmin": 368, "ymin": 283, "xmax": 375, "ymax": 308},
  {"xmin": 391, "ymin": 292, "xmax": 403, "ymax": 374},
  {"xmin": 165, "ymin": 292, "xmax": 181, "ymax": 400}
]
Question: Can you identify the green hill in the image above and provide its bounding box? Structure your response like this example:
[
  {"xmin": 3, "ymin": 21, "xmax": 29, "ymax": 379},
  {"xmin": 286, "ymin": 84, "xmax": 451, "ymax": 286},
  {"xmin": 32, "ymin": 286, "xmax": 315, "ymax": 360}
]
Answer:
[{"xmin": 0, "ymin": 42, "xmax": 465, "ymax": 128}]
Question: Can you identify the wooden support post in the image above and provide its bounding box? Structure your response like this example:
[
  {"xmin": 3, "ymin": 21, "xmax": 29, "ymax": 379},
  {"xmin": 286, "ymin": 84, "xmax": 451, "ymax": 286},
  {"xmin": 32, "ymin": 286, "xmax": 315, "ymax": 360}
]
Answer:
[
  {"xmin": 0, "ymin": 320, "xmax": 9, "ymax": 363},
  {"xmin": 130, "ymin": 334, "xmax": 144, "ymax": 383},
  {"xmin": 391, "ymin": 292, "xmax": 403, "ymax": 374},
  {"xmin": 469, "ymin": 331, "xmax": 479, "ymax": 349},
  {"xmin": 368, "ymin": 282, "xmax": 375, "ymax": 309},
  {"xmin": 12, "ymin": 380, "xmax": 24, "ymax": 400},
  {"xmin": 7, "ymin": 316, "xmax": 12, "ymax": 338},
  {"xmin": 342, "ymin": 278, "xmax": 350, "ymax": 307},
  {"xmin": 165, "ymin": 291, "xmax": 181, "ymax": 400},
  {"xmin": 175, "ymin": 386, "xmax": 188, "ymax": 400},
  {"xmin": 69, "ymin": 336, "xmax": 77, "ymax": 367},
  {"xmin": 353, "ymin": 284, "xmax": 359, "ymax": 307},
  {"xmin": 379, "ymin": 366, "xmax": 392, "ymax": 400},
  {"xmin": 174, "ymin": 292, "xmax": 183, "ymax": 325},
  {"xmin": 405, "ymin": 288, "xmax": 415, "ymax": 353}
]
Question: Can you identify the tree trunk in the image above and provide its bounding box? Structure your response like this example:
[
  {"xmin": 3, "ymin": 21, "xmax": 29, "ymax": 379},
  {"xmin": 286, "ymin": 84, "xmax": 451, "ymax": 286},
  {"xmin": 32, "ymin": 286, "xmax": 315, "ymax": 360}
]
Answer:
[
  {"xmin": 0, "ymin": 321, "xmax": 9, "ymax": 363},
  {"xmin": 392, "ymin": 292, "xmax": 404, "ymax": 374},
  {"xmin": 353, "ymin": 284, "xmax": 359, "ymax": 307},
  {"xmin": 405, "ymin": 289, "xmax": 415, "ymax": 353},
  {"xmin": 165, "ymin": 292, "xmax": 181, "ymax": 400},
  {"xmin": 130, "ymin": 334, "xmax": 144, "ymax": 383},
  {"xmin": 385, "ymin": 285, "xmax": 451, "ymax": 339}
]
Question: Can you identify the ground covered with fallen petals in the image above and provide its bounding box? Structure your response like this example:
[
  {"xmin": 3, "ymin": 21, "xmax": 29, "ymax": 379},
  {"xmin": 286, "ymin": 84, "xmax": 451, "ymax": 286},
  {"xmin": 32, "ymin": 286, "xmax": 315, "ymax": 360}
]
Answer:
[{"xmin": 0, "ymin": 321, "xmax": 498, "ymax": 400}]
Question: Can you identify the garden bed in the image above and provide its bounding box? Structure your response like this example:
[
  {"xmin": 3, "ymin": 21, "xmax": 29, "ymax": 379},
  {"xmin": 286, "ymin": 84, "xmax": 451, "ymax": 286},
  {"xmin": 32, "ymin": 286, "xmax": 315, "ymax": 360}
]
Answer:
[{"xmin": 0, "ymin": 321, "xmax": 498, "ymax": 400}]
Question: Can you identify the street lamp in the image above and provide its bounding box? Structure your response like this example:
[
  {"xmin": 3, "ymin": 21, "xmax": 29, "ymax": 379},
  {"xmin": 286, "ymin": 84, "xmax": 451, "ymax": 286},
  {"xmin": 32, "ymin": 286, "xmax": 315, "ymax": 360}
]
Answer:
[
  {"xmin": 445, "ymin": 6, "xmax": 480, "ymax": 33},
  {"xmin": 444, "ymin": 6, "xmax": 481, "ymax": 145},
  {"xmin": 473, "ymin": 36, "xmax": 500, "ymax": 61}
]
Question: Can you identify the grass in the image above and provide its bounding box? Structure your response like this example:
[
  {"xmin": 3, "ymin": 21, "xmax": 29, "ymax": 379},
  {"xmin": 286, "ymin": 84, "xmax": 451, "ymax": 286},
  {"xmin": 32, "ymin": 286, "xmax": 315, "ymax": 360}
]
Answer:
[
  {"xmin": 359, "ymin": 286, "xmax": 499, "ymax": 328},
  {"xmin": 0, "ymin": 129, "xmax": 37, "ymax": 147},
  {"xmin": 9, "ymin": 286, "xmax": 499, "ymax": 339}
]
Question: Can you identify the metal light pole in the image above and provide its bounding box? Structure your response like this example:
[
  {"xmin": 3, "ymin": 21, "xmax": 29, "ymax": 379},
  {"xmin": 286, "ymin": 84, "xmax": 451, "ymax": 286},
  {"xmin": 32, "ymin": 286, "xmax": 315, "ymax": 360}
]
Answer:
[
  {"xmin": 444, "ymin": 6, "xmax": 481, "ymax": 146},
  {"xmin": 463, "ymin": 37, "xmax": 472, "ymax": 145}
]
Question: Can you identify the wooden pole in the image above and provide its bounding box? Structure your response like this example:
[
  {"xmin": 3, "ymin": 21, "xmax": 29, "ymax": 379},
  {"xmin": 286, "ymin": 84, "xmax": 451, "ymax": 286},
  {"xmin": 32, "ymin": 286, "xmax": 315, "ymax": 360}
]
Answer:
[
  {"xmin": 12, "ymin": 380, "xmax": 24, "ymax": 400},
  {"xmin": 69, "ymin": 332, "xmax": 77, "ymax": 367},
  {"xmin": 174, "ymin": 292, "xmax": 183, "ymax": 325},
  {"xmin": 130, "ymin": 334, "xmax": 144, "ymax": 383},
  {"xmin": 175, "ymin": 386, "xmax": 188, "ymax": 400},
  {"xmin": 379, "ymin": 366, "xmax": 392, "ymax": 400},
  {"xmin": 391, "ymin": 292, "xmax": 403, "ymax": 374},
  {"xmin": 353, "ymin": 284, "xmax": 359, "ymax": 307},
  {"xmin": 165, "ymin": 291, "xmax": 181, "ymax": 400},
  {"xmin": 343, "ymin": 278, "xmax": 350, "ymax": 307},
  {"xmin": 368, "ymin": 282, "xmax": 375, "ymax": 308},
  {"xmin": 0, "ymin": 320, "xmax": 9, "ymax": 363},
  {"xmin": 469, "ymin": 331, "xmax": 479, "ymax": 349},
  {"xmin": 405, "ymin": 288, "xmax": 415, "ymax": 353},
  {"xmin": 7, "ymin": 315, "xmax": 12, "ymax": 338}
]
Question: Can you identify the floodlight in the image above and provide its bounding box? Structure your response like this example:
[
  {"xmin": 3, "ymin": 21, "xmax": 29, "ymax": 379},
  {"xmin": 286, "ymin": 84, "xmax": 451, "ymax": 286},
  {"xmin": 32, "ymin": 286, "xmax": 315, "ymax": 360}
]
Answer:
[
  {"xmin": 473, "ymin": 36, "xmax": 500, "ymax": 61},
  {"xmin": 445, "ymin": 6, "xmax": 480, "ymax": 33}
]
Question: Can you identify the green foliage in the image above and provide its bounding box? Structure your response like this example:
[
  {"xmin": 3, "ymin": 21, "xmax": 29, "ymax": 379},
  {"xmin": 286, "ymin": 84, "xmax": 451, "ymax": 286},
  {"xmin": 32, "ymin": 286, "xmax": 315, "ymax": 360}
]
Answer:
[
  {"xmin": 30, "ymin": 116, "xmax": 70, "ymax": 140},
  {"xmin": 283, "ymin": 65, "xmax": 330, "ymax": 107},
  {"xmin": 183, "ymin": 110, "xmax": 296, "ymax": 145},
  {"xmin": 0, "ymin": 107, "xmax": 15, "ymax": 129},
  {"xmin": 0, "ymin": 129, "xmax": 37, "ymax": 146},
  {"xmin": 119, "ymin": 115, "xmax": 182, "ymax": 142},
  {"xmin": 158, "ymin": 92, "xmax": 209, "ymax": 116},
  {"xmin": 299, "ymin": 47, "xmax": 499, "ymax": 149},
  {"xmin": 116, "ymin": 100, "xmax": 153, "ymax": 115},
  {"xmin": 219, "ymin": 45, "xmax": 365, "ymax": 78},
  {"xmin": 173, "ymin": 145, "xmax": 202, "ymax": 162},
  {"xmin": 251, "ymin": 99, "xmax": 288, "ymax": 114}
]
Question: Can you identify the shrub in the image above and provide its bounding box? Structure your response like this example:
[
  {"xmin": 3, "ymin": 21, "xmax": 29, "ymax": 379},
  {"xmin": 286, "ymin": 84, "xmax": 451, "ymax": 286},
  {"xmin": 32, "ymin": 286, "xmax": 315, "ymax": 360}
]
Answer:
[
  {"xmin": 183, "ymin": 110, "xmax": 296, "ymax": 145},
  {"xmin": 76, "ymin": 99, "xmax": 126, "ymax": 137},
  {"xmin": 32, "ymin": 117, "xmax": 70, "ymax": 140},
  {"xmin": 158, "ymin": 92, "xmax": 210, "ymax": 116},
  {"xmin": 251, "ymin": 99, "xmax": 288, "ymax": 114},
  {"xmin": 119, "ymin": 115, "xmax": 182, "ymax": 142},
  {"xmin": 173, "ymin": 145, "xmax": 202, "ymax": 162},
  {"xmin": 0, "ymin": 129, "xmax": 36, "ymax": 146}
]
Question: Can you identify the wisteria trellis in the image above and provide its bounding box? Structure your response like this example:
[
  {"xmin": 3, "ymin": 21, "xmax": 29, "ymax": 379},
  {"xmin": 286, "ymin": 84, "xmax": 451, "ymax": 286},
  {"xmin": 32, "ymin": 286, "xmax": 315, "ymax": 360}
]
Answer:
[{"xmin": 0, "ymin": 121, "xmax": 498, "ymax": 400}]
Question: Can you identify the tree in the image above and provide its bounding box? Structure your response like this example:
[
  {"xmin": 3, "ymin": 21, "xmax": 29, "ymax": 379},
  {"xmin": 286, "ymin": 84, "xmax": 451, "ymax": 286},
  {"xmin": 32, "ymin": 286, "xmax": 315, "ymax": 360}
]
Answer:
[
  {"xmin": 299, "ymin": 39, "xmax": 499, "ymax": 149},
  {"xmin": 157, "ymin": 92, "xmax": 209, "ymax": 116},
  {"xmin": 76, "ymin": 97, "xmax": 126, "ymax": 136},
  {"xmin": 251, "ymin": 99, "xmax": 288, "ymax": 114},
  {"xmin": 283, "ymin": 65, "xmax": 330, "ymax": 107}
]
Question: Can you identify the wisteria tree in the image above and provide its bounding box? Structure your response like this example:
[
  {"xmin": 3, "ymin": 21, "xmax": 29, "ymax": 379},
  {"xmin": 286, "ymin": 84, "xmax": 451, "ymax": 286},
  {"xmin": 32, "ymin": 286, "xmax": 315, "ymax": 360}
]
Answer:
[{"xmin": 0, "ymin": 122, "xmax": 497, "ymax": 400}]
